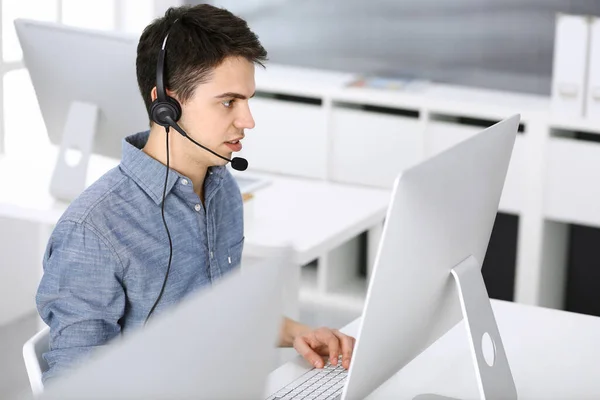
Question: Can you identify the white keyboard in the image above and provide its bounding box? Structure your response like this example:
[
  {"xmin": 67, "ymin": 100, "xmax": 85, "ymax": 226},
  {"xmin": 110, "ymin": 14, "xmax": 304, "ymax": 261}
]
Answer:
[{"xmin": 266, "ymin": 357, "xmax": 347, "ymax": 400}]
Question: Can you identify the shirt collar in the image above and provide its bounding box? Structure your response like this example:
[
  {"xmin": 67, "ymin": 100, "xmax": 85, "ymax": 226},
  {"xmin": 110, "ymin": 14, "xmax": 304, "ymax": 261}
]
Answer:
[{"xmin": 120, "ymin": 130, "xmax": 228, "ymax": 205}]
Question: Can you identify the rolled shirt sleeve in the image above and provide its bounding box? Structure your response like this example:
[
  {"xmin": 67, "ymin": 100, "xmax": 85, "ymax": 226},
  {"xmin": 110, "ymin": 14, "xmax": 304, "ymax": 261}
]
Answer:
[{"xmin": 36, "ymin": 220, "xmax": 126, "ymax": 384}]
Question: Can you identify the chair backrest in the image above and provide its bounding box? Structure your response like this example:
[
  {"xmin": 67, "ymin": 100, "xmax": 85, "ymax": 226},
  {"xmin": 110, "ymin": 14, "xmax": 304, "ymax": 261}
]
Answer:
[{"xmin": 23, "ymin": 326, "xmax": 50, "ymax": 397}]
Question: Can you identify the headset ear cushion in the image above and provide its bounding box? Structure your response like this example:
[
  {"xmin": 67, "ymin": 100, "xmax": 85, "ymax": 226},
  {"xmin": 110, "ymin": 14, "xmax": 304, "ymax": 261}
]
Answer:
[
  {"xmin": 150, "ymin": 97, "xmax": 182, "ymax": 127},
  {"xmin": 166, "ymin": 96, "xmax": 182, "ymax": 121}
]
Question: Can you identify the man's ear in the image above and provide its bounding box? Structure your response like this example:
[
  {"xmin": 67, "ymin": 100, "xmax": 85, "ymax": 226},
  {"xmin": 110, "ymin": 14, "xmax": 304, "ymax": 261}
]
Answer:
[
  {"xmin": 151, "ymin": 87, "xmax": 178, "ymax": 102},
  {"xmin": 150, "ymin": 86, "xmax": 158, "ymax": 102}
]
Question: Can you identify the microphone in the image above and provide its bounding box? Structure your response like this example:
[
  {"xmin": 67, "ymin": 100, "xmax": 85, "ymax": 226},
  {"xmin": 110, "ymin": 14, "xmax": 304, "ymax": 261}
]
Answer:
[
  {"xmin": 164, "ymin": 115, "xmax": 248, "ymax": 171},
  {"xmin": 231, "ymin": 157, "xmax": 248, "ymax": 171}
]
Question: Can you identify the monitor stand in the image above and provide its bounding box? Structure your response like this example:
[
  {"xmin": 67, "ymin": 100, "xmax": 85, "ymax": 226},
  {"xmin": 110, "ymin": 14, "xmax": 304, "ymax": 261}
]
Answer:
[
  {"xmin": 50, "ymin": 101, "xmax": 99, "ymax": 202},
  {"xmin": 414, "ymin": 255, "xmax": 518, "ymax": 400}
]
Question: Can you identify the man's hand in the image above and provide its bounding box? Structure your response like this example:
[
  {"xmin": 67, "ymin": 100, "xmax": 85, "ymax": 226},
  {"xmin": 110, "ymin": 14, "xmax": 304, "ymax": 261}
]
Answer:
[
  {"xmin": 293, "ymin": 327, "xmax": 356, "ymax": 370},
  {"xmin": 279, "ymin": 317, "xmax": 356, "ymax": 369}
]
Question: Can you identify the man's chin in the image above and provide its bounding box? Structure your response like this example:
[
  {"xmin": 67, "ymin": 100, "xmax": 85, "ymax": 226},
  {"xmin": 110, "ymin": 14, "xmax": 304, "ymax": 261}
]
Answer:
[{"xmin": 212, "ymin": 153, "xmax": 231, "ymax": 167}]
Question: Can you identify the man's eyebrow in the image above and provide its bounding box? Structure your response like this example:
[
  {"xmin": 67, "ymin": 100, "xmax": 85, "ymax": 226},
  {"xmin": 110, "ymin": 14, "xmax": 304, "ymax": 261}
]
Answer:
[{"xmin": 214, "ymin": 92, "xmax": 256, "ymax": 100}]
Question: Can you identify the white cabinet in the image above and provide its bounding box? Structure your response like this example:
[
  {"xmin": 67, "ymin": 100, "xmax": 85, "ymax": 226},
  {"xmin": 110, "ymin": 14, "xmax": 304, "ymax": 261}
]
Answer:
[
  {"xmin": 426, "ymin": 120, "xmax": 480, "ymax": 157},
  {"xmin": 544, "ymin": 137, "xmax": 600, "ymax": 226},
  {"xmin": 426, "ymin": 120, "xmax": 525, "ymax": 214},
  {"xmin": 241, "ymin": 96, "xmax": 328, "ymax": 179},
  {"xmin": 329, "ymin": 106, "xmax": 422, "ymax": 188}
]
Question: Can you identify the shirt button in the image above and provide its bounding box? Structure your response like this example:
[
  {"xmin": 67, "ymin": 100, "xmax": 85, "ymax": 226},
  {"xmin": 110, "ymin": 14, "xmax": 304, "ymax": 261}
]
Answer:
[
  {"xmin": 181, "ymin": 179, "xmax": 188, "ymax": 186},
  {"xmin": 194, "ymin": 204, "xmax": 201, "ymax": 212}
]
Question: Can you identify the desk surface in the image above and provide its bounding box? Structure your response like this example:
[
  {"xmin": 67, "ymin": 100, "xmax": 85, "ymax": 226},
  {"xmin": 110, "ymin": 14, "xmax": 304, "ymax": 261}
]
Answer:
[
  {"xmin": 0, "ymin": 154, "xmax": 390, "ymax": 264},
  {"xmin": 266, "ymin": 300, "xmax": 600, "ymax": 399},
  {"xmin": 237, "ymin": 170, "xmax": 389, "ymax": 265}
]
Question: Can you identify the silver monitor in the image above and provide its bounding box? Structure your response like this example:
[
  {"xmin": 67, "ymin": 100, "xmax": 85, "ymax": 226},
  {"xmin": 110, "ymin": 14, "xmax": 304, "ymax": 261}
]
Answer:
[
  {"xmin": 37, "ymin": 246, "xmax": 292, "ymax": 400},
  {"xmin": 344, "ymin": 115, "xmax": 520, "ymax": 400},
  {"xmin": 265, "ymin": 115, "xmax": 521, "ymax": 400},
  {"xmin": 15, "ymin": 19, "xmax": 146, "ymax": 201}
]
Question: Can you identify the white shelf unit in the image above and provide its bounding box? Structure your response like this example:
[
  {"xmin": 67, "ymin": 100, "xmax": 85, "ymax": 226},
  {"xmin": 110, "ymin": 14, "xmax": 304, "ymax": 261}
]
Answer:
[
  {"xmin": 300, "ymin": 260, "xmax": 368, "ymax": 315},
  {"xmin": 250, "ymin": 63, "xmax": 600, "ymax": 313}
]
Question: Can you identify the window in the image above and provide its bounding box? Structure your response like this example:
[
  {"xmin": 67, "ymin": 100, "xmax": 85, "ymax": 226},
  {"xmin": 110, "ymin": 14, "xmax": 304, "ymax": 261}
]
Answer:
[
  {"xmin": 61, "ymin": 0, "xmax": 116, "ymax": 31},
  {"xmin": 3, "ymin": 69, "xmax": 48, "ymax": 156},
  {"xmin": 2, "ymin": 0, "xmax": 58, "ymax": 63}
]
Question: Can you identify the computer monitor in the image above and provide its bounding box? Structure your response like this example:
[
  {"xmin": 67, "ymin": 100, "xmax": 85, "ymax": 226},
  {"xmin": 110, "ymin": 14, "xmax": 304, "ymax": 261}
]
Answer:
[
  {"xmin": 264, "ymin": 116, "xmax": 521, "ymax": 400},
  {"xmin": 343, "ymin": 115, "xmax": 520, "ymax": 400},
  {"xmin": 14, "ymin": 19, "xmax": 146, "ymax": 201},
  {"xmin": 35, "ymin": 245, "xmax": 292, "ymax": 400}
]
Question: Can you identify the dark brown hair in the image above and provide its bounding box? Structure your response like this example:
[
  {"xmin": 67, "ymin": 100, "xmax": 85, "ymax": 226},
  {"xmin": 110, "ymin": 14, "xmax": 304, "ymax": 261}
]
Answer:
[{"xmin": 136, "ymin": 4, "xmax": 268, "ymax": 122}]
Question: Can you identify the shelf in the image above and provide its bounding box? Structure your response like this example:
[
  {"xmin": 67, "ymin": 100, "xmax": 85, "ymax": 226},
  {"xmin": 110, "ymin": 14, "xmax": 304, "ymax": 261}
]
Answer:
[
  {"xmin": 330, "ymin": 81, "xmax": 549, "ymax": 124},
  {"xmin": 426, "ymin": 83, "xmax": 549, "ymax": 123},
  {"xmin": 331, "ymin": 86, "xmax": 426, "ymax": 111},
  {"xmin": 300, "ymin": 264, "xmax": 367, "ymax": 313},
  {"xmin": 256, "ymin": 64, "xmax": 355, "ymax": 99},
  {"xmin": 300, "ymin": 262, "xmax": 318, "ymax": 290},
  {"xmin": 550, "ymin": 116, "xmax": 600, "ymax": 134}
]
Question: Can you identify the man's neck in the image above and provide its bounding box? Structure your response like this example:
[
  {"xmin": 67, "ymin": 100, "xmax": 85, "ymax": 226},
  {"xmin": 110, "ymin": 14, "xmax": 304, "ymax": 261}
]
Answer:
[{"xmin": 142, "ymin": 127, "xmax": 209, "ymax": 201}]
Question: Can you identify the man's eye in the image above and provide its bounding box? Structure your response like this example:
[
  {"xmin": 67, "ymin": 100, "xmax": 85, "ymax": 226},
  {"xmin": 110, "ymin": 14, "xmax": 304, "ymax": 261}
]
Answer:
[{"xmin": 222, "ymin": 99, "xmax": 235, "ymax": 108}]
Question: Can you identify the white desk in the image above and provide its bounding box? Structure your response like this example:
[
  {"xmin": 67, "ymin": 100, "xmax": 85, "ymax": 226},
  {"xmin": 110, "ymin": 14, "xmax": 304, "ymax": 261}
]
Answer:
[
  {"xmin": 239, "ymin": 170, "xmax": 389, "ymax": 318},
  {"xmin": 266, "ymin": 300, "xmax": 600, "ymax": 399},
  {"xmin": 0, "ymin": 153, "xmax": 390, "ymax": 322}
]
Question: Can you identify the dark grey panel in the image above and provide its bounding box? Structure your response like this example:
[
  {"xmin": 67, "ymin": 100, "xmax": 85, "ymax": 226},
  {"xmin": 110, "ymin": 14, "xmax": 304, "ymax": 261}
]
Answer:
[{"xmin": 190, "ymin": 0, "xmax": 600, "ymax": 95}]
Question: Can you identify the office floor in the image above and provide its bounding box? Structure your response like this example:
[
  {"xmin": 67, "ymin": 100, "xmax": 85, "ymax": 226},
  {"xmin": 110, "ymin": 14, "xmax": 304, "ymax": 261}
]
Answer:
[{"xmin": 0, "ymin": 302, "xmax": 360, "ymax": 399}]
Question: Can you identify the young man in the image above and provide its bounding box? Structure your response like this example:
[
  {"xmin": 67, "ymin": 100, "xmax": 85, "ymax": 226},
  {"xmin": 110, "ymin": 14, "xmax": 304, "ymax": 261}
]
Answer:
[{"xmin": 36, "ymin": 4, "xmax": 355, "ymax": 384}]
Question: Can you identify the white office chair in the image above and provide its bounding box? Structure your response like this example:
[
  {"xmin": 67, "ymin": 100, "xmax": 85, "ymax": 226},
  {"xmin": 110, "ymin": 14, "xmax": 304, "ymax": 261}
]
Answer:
[{"xmin": 23, "ymin": 326, "xmax": 50, "ymax": 397}]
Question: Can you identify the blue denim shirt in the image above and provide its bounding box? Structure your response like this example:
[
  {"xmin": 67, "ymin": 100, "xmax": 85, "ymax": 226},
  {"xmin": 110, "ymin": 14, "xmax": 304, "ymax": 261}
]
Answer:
[{"xmin": 36, "ymin": 131, "xmax": 244, "ymax": 383}]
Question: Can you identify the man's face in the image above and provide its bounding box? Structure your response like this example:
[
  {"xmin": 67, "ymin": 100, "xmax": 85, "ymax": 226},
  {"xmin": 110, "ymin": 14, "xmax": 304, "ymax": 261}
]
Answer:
[{"xmin": 176, "ymin": 56, "xmax": 256, "ymax": 166}]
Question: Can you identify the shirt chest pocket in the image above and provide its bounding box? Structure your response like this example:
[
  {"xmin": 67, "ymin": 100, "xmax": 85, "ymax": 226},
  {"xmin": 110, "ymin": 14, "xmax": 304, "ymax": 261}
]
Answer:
[{"xmin": 223, "ymin": 237, "xmax": 244, "ymax": 271}]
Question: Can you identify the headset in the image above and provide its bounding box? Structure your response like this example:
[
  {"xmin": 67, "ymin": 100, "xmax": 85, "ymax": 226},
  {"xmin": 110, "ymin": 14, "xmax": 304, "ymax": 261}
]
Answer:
[
  {"xmin": 145, "ymin": 19, "xmax": 248, "ymax": 324},
  {"xmin": 149, "ymin": 19, "xmax": 248, "ymax": 171}
]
